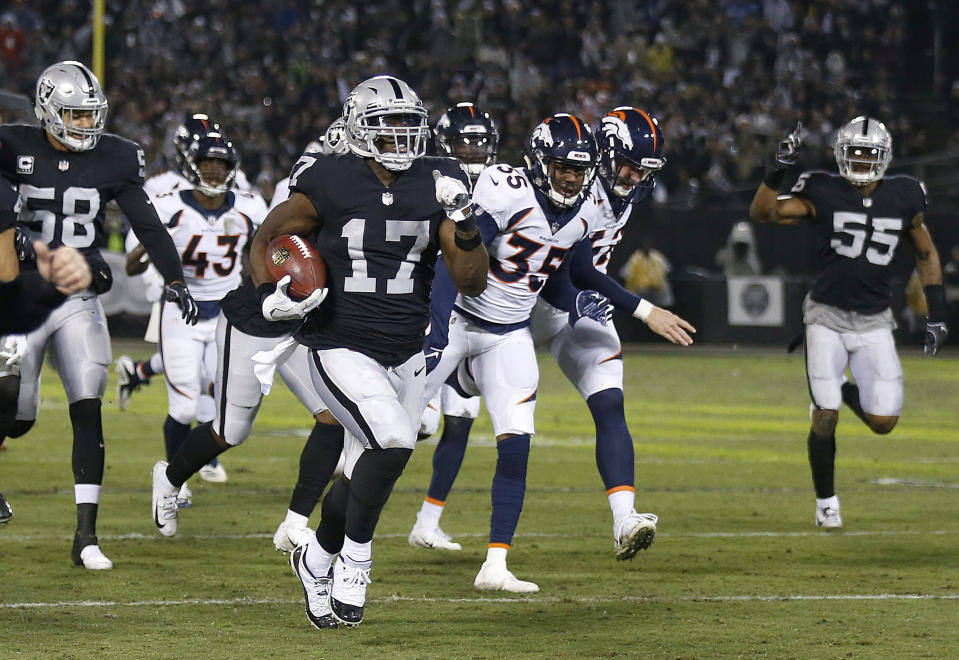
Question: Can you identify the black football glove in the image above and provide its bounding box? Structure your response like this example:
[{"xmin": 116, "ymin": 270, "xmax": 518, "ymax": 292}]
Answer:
[
  {"xmin": 14, "ymin": 228, "xmax": 36, "ymax": 262},
  {"xmin": 569, "ymin": 290, "xmax": 614, "ymax": 328},
  {"xmin": 165, "ymin": 281, "xmax": 199, "ymax": 325},
  {"xmin": 774, "ymin": 121, "xmax": 803, "ymax": 169},
  {"xmin": 924, "ymin": 321, "xmax": 948, "ymax": 356}
]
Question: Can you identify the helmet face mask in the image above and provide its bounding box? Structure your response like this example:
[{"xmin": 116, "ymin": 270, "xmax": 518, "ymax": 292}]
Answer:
[
  {"xmin": 834, "ymin": 116, "xmax": 892, "ymax": 186},
  {"xmin": 343, "ymin": 76, "xmax": 429, "ymax": 171},
  {"xmin": 185, "ymin": 133, "xmax": 238, "ymax": 198},
  {"xmin": 35, "ymin": 61, "xmax": 108, "ymax": 152},
  {"xmin": 525, "ymin": 114, "xmax": 597, "ymax": 209},
  {"xmin": 597, "ymin": 107, "xmax": 665, "ymax": 204},
  {"xmin": 435, "ymin": 103, "xmax": 499, "ymax": 180}
]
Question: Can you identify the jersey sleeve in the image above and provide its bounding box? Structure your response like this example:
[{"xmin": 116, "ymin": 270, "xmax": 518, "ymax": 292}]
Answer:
[
  {"xmin": 785, "ymin": 170, "xmax": 827, "ymax": 223},
  {"xmin": 288, "ymin": 153, "xmax": 336, "ymax": 219},
  {"xmin": 471, "ymin": 165, "xmax": 524, "ymax": 231},
  {"xmin": 0, "ymin": 178, "xmax": 18, "ymax": 232},
  {"xmin": 908, "ymin": 177, "xmax": 928, "ymax": 216}
]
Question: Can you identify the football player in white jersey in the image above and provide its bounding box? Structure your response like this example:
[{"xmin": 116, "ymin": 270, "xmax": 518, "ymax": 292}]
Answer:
[
  {"xmin": 410, "ymin": 103, "xmax": 497, "ymax": 550},
  {"xmin": 420, "ymin": 113, "xmax": 694, "ymax": 593},
  {"xmin": 411, "ymin": 107, "xmax": 671, "ymax": 561},
  {"xmin": 149, "ymin": 133, "xmax": 266, "ymax": 497}
]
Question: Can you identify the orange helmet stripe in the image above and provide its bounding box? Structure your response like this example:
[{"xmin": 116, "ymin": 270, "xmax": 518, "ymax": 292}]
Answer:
[{"xmin": 635, "ymin": 109, "xmax": 658, "ymax": 152}]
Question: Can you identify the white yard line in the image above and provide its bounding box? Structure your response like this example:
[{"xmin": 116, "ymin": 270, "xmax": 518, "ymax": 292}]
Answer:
[{"xmin": 2, "ymin": 593, "xmax": 957, "ymax": 610}]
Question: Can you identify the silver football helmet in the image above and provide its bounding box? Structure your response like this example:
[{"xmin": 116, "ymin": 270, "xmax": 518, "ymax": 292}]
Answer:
[
  {"xmin": 834, "ymin": 116, "xmax": 892, "ymax": 186},
  {"xmin": 342, "ymin": 75, "xmax": 429, "ymax": 171},
  {"xmin": 34, "ymin": 61, "xmax": 108, "ymax": 151}
]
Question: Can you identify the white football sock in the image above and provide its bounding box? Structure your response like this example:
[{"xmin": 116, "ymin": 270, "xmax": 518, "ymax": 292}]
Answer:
[
  {"xmin": 74, "ymin": 484, "xmax": 101, "ymax": 505},
  {"xmin": 608, "ymin": 488, "xmax": 635, "ymax": 521},
  {"xmin": 340, "ymin": 536, "xmax": 372, "ymax": 570},
  {"xmin": 417, "ymin": 499, "xmax": 444, "ymax": 528}
]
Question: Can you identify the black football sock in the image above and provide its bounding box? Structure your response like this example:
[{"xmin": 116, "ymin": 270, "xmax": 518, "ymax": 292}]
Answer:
[
  {"xmin": 163, "ymin": 415, "xmax": 192, "ymax": 462},
  {"xmin": 288, "ymin": 421, "xmax": 345, "ymax": 518},
  {"xmin": 70, "ymin": 399, "xmax": 104, "ymax": 485},
  {"xmin": 167, "ymin": 421, "xmax": 229, "ymax": 488},
  {"xmin": 0, "ymin": 374, "xmax": 20, "ymax": 440},
  {"xmin": 344, "ymin": 447, "xmax": 413, "ymax": 543},
  {"xmin": 841, "ymin": 382, "xmax": 870, "ymax": 427},
  {"xmin": 75, "ymin": 502, "xmax": 98, "ymax": 538},
  {"xmin": 315, "ymin": 477, "xmax": 350, "ymax": 554},
  {"xmin": 807, "ymin": 429, "xmax": 836, "ymax": 499}
]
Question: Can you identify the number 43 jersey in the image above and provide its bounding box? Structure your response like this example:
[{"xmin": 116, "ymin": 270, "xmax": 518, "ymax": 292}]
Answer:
[
  {"xmin": 456, "ymin": 164, "xmax": 605, "ymax": 325},
  {"xmin": 787, "ymin": 170, "xmax": 926, "ymax": 314},
  {"xmin": 289, "ymin": 152, "xmax": 463, "ymax": 366},
  {"xmin": 151, "ymin": 189, "xmax": 266, "ymax": 301}
]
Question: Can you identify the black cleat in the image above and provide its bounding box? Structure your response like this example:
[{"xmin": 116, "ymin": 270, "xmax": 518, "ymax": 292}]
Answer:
[
  {"xmin": 290, "ymin": 545, "xmax": 338, "ymax": 629},
  {"xmin": 0, "ymin": 492, "xmax": 12, "ymax": 523}
]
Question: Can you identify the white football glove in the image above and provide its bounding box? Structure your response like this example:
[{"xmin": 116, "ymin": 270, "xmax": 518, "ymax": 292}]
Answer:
[
  {"xmin": 0, "ymin": 335, "xmax": 28, "ymax": 369},
  {"xmin": 432, "ymin": 169, "xmax": 472, "ymax": 222},
  {"xmin": 261, "ymin": 275, "xmax": 327, "ymax": 321}
]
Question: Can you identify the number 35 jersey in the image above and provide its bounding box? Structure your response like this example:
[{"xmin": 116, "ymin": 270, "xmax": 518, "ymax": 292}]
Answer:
[
  {"xmin": 290, "ymin": 153, "xmax": 464, "ymax": 366},
  {"xmin": 151, "ymin": 189, "xmax": 265, "ymax": 301},
  {"xmin": 787, "ymin": 170, "xmax": 926, "ymax": 314},
  {"xmin": 456, "ymin": 164, "xmax": 604, "ymax": 325}
]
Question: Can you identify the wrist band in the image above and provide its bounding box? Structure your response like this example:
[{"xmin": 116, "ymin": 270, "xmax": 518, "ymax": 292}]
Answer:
[
  {"xmin": 257, "ymin": 281, "xmax": 276, "ymax": 304},
  {"xmin": 924, "ymin": 284, "xmax": 946, "ymax": 322},
  {"xmin": 451, "ymin": 209, "xmax": 475, "ymax": 227},
  {"xmin": 454, "ymin": 231, "xmax": 483, "ymax": 251},
  {"xmin": 763, "ymin": 168, "xmax": 787, "ymax": 190},
  {"xmin": 633, "ymin": 299, "xmax": 654, "ymax": 322}
]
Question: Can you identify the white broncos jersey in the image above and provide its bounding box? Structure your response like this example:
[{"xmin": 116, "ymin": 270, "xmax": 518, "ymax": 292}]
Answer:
[
  {"xmin": 586, "ymin": 179, "xmax": 634, "ymax": 275},
  {"xmin": 144, "ymin": 168, "xmax": 254, "ymax": 197},
  {"xmin": 456, "ymin": 164, "xmax": 605, "ymax": 325},
  {"xmin": 151, "ymin": 189, "xmax": 267, "ymax": 301}
]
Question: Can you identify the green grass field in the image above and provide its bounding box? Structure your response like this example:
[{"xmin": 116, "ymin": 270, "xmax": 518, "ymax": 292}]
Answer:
[{"xmin": 1, "ymin": 341, "xmax": 957, "ymax": 659}]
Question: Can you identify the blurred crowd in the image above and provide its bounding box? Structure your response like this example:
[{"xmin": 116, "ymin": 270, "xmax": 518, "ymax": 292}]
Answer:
[{"xmin": 0, "ymin": 0, "xmax": 947, "ymax": 204}]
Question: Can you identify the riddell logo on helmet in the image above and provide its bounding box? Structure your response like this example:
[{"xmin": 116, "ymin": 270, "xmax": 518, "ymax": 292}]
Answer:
[{"xmin": 271, "ymin": 247, "xmax": 291, "ymax": 266}]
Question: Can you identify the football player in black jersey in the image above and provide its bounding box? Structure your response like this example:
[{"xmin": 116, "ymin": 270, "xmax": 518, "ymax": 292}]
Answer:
[
  {"xmin": 0, "ymin": 61, "xmax": 199, "ymax": 569},
  {"xmin": 749, "ymin": 116, "xmax": 947, "ymax": 529},
  {"xmin": 249, "ymin": 75, "xmax": 488, "ymax": 628}
]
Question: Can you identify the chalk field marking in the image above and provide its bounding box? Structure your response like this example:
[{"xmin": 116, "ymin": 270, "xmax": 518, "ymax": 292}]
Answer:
[{"xmin": 2, "ymin": 593, "xmax": 958, "ymax": 610}]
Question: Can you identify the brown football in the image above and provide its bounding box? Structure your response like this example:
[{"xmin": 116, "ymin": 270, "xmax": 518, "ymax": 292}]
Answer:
[{"xmin": 266, "ymin": 234, "xmax": 326, "ymax": 300}]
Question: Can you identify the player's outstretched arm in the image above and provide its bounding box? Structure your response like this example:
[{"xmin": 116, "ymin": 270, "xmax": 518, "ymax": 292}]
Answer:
[
  {"xmin": 749, "ymin": 122, "xmax": 812, "ymax": 225},
  {"xmin": 249, "ymin": 192, "xmax": 320, "ymax": 288},
  {"xmin": 438, "ymin": 219, "xmax": 487, "ymax": 297},
  {"xmin": 908, "ymin": 212, "xmax": 949, "ymax": 355},
  {"xmin": 115, "ymin": 186, "xmax": 185, "ymax": 284},
  {"xmin": 566, "ymin": 241, "xmax": 695, "ymax": 346}
]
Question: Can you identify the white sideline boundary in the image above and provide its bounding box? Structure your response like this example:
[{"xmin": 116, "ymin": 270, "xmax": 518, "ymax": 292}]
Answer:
[
  {"xmin": 0, "ymin": 529, "xmax": 956, "ymax": 543},
  {"xmin": 3, "ymin": 593, "xmax": 958, "ymax": 610}
]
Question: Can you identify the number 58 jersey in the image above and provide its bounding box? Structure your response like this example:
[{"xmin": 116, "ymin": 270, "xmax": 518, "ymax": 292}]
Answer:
[
  {"xmin": 787, "ymin": 170, "xmax": 926, "ymax": 314},
  {"xmin": 151, "ymin": 189, "xmax": 265, "ymax": 301},
  {"xmin": 456, "ymin": 164, "xmax": 605, "ymax": 325}
]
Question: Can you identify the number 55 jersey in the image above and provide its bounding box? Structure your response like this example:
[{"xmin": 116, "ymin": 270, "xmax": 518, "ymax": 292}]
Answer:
[{"xmin": 787, "ymin": 170, "xmax": 926, "ymax": 314}]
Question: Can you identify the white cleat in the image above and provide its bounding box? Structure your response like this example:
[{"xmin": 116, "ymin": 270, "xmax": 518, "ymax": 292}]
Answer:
[
  {"xmin": 613, "ymin": 512, "xmax": 658, "ymax": 560},
  {"xmin": 816, "ymin": 496, "xmax": 842, "ymax": 529},
  {"xmin": 273, "ymin": 521, "xmax": 314, "ymax": 553},
  {"xmin": 78, "ymin": 544, "xmax": 114, "ymax": 570},
  {"xmin": 152, "ymin": 460, "xmax": 179, "ymax": 537},
  {"xmin": 176, "ymin": 482, "xmax": 193, "ymax": 509},
  {"xmin": 408, "ymin": 521, "xmax": 462, "ymax": 550},
  {"xmin": 474, "ymin": 561, "xmax": 539, "ymax": 593},
  {"xmin": 199, "ymin": 462, "xmax": 228, "ymax": 483},
  {"xmin": 329, "ymin": 561, "xmax": 372, "ymax": 627}
]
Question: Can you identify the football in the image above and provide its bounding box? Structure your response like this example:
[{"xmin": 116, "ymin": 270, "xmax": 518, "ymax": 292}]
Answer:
[{"xmin": 266, "ymin": 234, "xmax": 327, "ymax": 300}]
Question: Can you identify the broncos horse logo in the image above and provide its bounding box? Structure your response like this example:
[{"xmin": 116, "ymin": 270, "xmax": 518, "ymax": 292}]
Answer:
[
  {"xmin": 531, "ymin": 122, "xmax": 554, "ymax": 147},
  {"xmin": 601, "ymin": 115, "xmax": 633, "ymax": 150}
]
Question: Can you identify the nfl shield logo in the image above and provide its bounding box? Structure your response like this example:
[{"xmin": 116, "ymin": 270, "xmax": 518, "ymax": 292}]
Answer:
[
  {"xmin": 862, "ymin": 197, "xmax": 873, "ymax": 208},
  {"xmin": 382, "ymin": 192, "xmax": 393, "ymax": 206},
  {"xmin": 59, "ymin": 160, "xmax": 70, "ymax": 171},
  {"xmin": 550, "ymin": 221, "xmax": 560, "ymax": 233}
]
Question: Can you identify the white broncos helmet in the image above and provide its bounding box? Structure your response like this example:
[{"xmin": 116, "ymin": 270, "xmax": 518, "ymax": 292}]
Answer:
[
  {"xmin": 342, "ymin": 75, "xmax": 429, "ymax": 171},
  {"xmin": 34, "ymin": 61, "xmax": 109, "ymax": 151},
  {"xmin": 834, "ymin": 116, "xmax": 892, "ymax": 186}
]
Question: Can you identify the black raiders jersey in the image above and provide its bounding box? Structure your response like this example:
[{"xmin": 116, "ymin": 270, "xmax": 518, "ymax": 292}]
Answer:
[
  {"xmin": 0, "ymin": 124, "xmax": 184, "ymax": 288},
  {"xmin": 788, "ymin": 170, "xmax": 926, "ymax": 314},
  {"xmin": 290, "ymin": 152, "xmax": 466, "ymax": 366},
  {"xmin": 1, "ymin": 177, "xmax": 17, "ymax": 232}
]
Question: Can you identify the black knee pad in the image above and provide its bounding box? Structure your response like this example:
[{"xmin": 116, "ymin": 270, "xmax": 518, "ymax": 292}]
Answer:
[{"xmin": 7, "ymin": 418, "xmax": 35, "ymax": 439}]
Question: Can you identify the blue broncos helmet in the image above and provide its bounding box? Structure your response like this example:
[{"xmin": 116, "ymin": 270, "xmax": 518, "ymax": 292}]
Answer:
[
  {"xmin": 184, "ymin": 132, "xmax": 238, "ymax": 197},
  {"xmin": 434, "ymin": 102, "xmax": 499, "ymax": 182},
  {"xmin": 597, "ymin": 107, "xmax": 666, "ymax": 205},
  {"xmin": 173, "ymin": 113, "xmax": 222, "ymax": 180},
  {"xmin": 524, "ymin": 113, "xmax": 598, "ymax": 209}
]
